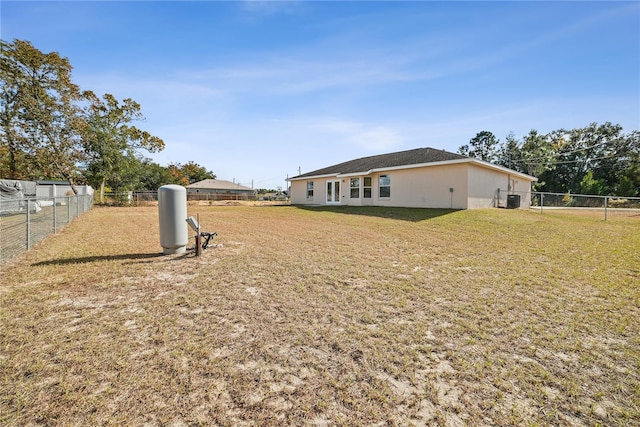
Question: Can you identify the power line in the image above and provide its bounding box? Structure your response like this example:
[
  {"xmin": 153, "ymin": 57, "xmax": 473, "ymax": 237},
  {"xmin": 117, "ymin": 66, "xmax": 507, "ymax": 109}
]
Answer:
[
  {"xmin": 523, "ymin": 154, "xmax": 619, "ymax": 167},
  {"xmin": 515, "ymin": 138, "xmax": 631, "ymax": 164}
]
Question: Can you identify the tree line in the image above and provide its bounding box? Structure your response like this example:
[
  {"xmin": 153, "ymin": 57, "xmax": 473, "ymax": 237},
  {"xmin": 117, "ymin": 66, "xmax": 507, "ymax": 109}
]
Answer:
[
  {"xmin": 459, "ymin": 123, "xmax": 639, "ymax": 197},
  {"xmin": 0, "ymin": 39, "xmax": 215, "ymax": 202}
]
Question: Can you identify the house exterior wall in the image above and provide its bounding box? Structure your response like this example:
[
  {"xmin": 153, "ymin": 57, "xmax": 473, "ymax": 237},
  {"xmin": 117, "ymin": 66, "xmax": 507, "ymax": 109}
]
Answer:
[
  {"xmin": 341, "ymin": 165, "xmax": 469, "ymax": 208},
  {"xmin": 467, "ymin": 165, "xmax": 507, "ymax": 209},
  {"xmin": 289, "ymin": 179, "xmax": 309, "ymax": 204},
  {"xmin": 289, "ymin": 177, "xmax": 328, "ymax": 205},
  {"xmin": 290, "ymin": 164, "xmax": 470, "ymax": 208},
  {"xmin": 467, "ymin": 165, "xmax": 533, "ymax": 209},
  {"xmin": 289, "ymin": 163, "xmax": 534, "ymax": 209}
]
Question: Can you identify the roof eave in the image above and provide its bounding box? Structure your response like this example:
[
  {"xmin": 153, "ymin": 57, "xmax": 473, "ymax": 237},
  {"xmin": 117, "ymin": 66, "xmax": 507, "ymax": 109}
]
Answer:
[
  {"xmin": 468, "ymin": 159, "xmax": 538, "ymax": 181},
  {"xmin": 287, "ymin": 173, "xmax": 339, "ymax": 182},
  {"xmin": 287, "ymin": 158, "xmax": 537, "ymax": 182}
]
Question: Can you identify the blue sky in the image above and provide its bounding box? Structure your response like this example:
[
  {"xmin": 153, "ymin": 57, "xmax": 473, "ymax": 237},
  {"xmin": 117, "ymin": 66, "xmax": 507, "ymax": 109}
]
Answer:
[{"xmin": 2, "ymin": 1, "xmax": 639, "ymax": 190}]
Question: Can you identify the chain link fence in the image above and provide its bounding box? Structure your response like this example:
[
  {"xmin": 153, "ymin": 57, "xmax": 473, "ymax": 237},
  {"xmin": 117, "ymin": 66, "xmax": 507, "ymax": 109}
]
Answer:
[
  {"xmin": 100, "ymin": 191, "xmax": 259, "ymax": 206},
  {"xmin": 0, "ymin": 194, "xmax": 94, "ymax": 265},
  {"xmin": 495, "ymin": 189, "xmax": 640, "ymax": 220},
  {"xmin": 532, "ymin": 191, "xmax": 640, "ymax": 220},
  {"xmin": 493, "ymin": 189, "xmax": 640, "ymax": 220}
]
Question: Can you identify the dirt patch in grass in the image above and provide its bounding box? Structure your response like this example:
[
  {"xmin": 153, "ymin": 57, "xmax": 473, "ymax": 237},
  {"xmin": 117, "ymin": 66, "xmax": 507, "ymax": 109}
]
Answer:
[{"xmin": 1, "ymin": 206, "xmax": 638, "ymax": 426}]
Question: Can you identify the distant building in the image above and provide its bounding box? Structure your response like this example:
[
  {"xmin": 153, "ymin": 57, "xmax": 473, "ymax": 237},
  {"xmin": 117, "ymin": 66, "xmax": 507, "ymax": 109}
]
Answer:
[
  {"xmin": 35, "ymin": 180, "xmax": 92, "ymax": 197},
  {"xmin": 186, "ymin": 179, "xmax": 257, "ymax": 200}
]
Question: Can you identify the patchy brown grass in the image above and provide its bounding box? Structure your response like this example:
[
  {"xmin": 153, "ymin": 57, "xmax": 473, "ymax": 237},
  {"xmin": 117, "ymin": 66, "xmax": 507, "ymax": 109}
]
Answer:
[{"xmin": 1, "ymin": 206, "xmax": 638, "ymax": 426}]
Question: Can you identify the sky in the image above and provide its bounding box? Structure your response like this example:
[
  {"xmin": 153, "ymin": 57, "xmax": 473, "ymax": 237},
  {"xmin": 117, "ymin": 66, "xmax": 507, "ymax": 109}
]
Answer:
[{"xmin": 2, "ymin": 1, "xmax": 639, "ymax": 190}]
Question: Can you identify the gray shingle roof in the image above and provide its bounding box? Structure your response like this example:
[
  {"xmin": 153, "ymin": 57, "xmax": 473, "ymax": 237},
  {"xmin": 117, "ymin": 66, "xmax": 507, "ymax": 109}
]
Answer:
[{"xmin": 292, "ymin": 147, "xmax": 468, "ymax": 179}]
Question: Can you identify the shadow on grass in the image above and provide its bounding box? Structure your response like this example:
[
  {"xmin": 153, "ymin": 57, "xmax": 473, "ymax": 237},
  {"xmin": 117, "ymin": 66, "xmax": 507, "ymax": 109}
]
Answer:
[
  {"xmin": 32, "ymin": 252, "xmax": 168, "ymax": 266},
  {"xmin": 295, "ymin": 205, "xmax": 458, "ymax": 222}
]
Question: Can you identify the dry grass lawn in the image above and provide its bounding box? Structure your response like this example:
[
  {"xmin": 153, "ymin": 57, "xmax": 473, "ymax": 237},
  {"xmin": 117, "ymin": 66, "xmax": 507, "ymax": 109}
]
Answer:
[{"xmin": 1, "ymin": 205, "xmax": 638, "ymax": 426}]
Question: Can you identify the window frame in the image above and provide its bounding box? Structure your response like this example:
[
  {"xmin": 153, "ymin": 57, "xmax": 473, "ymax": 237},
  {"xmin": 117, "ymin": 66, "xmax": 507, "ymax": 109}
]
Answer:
[
  {"xmin": 349, "ymin": 177, "xmax": 360, "ymax": 199},
  {"xmin": 379, "ymin": 174, "xmax": 391, "ymax": 198},
  {"xmin": 306, "ymin": 181, "xmax": 314, "ymax": 199},
  {"xmin": 363, "ymin": 176, "xmax": 372, "ymax": 199}
]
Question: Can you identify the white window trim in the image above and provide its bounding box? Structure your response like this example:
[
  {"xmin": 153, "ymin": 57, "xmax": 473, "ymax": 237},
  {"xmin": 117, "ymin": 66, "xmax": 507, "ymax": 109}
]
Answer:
[
  {"xmin": 379, "ymin": 174, "xmax": 391, "ymax": 199},
  {"xmin": 306, "ymin": 181, "xmax": 314, "ymax": 200}
]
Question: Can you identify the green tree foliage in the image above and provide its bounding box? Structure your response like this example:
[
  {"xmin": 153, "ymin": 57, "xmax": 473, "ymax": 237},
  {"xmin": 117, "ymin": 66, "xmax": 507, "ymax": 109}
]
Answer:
[
  {"xmin": 579, "ymin": 170, "xmax": 605, "ymax": 195},
  {"xmin": 178, "ymin": 161, "xmax": 216, "ymax": 184},
  {"xmin": 463, "ymin": 123, "xmax": 639, "ymax": 196},
  {"xmin": 458, "ymin": 130, "xmax": 499, "ymax": 163},
  {"xmin": 82, "ymin": 91, "xmax": 165, "ymax": 201},
  {"xmin": 1, "ymin": 39, "xmax": 216, "ymax": 194},
  {"xmin": 167, "ymin": 162, "xmax": 216, "ymax": 186},
  {"xmin": 1, "ymin": 39, "xmax": 84, "ymax": 191},
  {"xmin": 520, "ymin": 130, "xmax": 555, "ymax": 180},
  {"xmin": 136, "ymin": 157, "xmax": 183, "ymax": 190},
  {"xmin": 496, "ymin": 132, "xmax": 523, "ymax": 171}
]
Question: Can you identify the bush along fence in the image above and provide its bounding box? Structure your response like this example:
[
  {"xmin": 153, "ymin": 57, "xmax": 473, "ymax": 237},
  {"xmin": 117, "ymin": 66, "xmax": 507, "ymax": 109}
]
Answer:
[{"xmin": 0, "ymin": 194, "xmax": 94, "ymax": 265}]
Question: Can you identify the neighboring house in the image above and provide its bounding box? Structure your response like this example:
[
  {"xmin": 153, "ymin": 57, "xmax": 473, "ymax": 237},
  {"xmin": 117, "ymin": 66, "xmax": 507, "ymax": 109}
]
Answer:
[
  {"xmin": 186, "ymin": 179, "xmax": 257, "ymax": 199},
  {"xmin": 287, "ymin": 147, "xmax": 537, "ymax": 209}
]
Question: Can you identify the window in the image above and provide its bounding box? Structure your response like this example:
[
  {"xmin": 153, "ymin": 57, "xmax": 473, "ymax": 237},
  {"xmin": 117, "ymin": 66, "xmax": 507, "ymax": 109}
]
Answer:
[
  {"xmin": 306, "ymin": 181, "xmax": 314, "ymax": 199},
  {"xmin": 363, "ymin": 177, "xmax": 372, "ymax": 198},
  {"xmin": 379, "ymin": 175, "xmax": 390, "ymax": 198},
  {"xmin": 350, "ymin": 178, "xmax": 360, "ymax": 198}
]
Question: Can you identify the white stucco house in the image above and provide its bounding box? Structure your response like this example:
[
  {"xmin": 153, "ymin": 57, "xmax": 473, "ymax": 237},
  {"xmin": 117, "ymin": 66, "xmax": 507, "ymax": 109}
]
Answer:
[{"xmin": 287, "ymin": 148, "xmax": 537, "ymax": 209}]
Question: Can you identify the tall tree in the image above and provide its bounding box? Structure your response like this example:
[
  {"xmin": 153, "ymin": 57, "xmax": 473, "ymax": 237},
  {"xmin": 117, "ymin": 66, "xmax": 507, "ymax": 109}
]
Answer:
[
  {"xmin": 82, "ymin": 91, "xmax": 165, "ymax": 201},
  {"xmin": 167, "ymin": 163, "xmax": 190, "ymax": 186},
  {"xmin": 541, "ymin": 122, "xmax": 625, "ymax": 194},
  {"xmin": 496, "ymin": 132, "xmax": 524, "ymax": 172},
  {"xmin": 0, "ymin": 39, "xmax": 84, "ymax": 190},
  {"xmin": 178, "ymin": 161, "xmax": 216, "ymax": 184},
  {"xmin": 458, "ymin": 130, "xmax": 499, "ymax": 162},
  {"xmin": 520, "ymin": 130, "xmax": 555, "ymax": 188},
  {"xmin": 165, "ymin": 162, "xmax": 216, "ymax": 186},
  {"xmin": 616, "ymin": 130, "xmax": 640, "ymax": 196},
  {"xmin": 135, "ymin": 157, "xmax": 182, "ymax": 190},
  {"xmin": 589, "ymin": 126, "xmax": 638, "ymax": 195},
  {"xmin": 463, "ymin": 124, "xmax": 638, "ymax": 195}
]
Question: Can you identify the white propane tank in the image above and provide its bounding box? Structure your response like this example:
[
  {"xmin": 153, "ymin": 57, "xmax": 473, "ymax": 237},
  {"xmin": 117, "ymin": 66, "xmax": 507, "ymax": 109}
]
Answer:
[{"xmin": 158, "ymin": 184, "xmax": 188, "ymax": 254}]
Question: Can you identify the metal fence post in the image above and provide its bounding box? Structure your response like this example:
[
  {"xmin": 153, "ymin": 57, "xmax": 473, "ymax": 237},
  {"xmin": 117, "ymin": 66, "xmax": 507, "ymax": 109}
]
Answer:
[
  {"xmin": 68, "ymin": 196, "xmax": 71, "ymax": 224},
  {"xmin": 540, "ymin": 193, "xmax": 544, "ymax": 214},
  {"xmin": 53, "ymin": 198, "xmax": 57, "ymax": 232},
  {"xmin": 26, "ymin": 200, "xmax": 31, "ymax": 250},
  {"xmin": 604, "ymin": 196, "xmax": 608, "ymax": 221}
]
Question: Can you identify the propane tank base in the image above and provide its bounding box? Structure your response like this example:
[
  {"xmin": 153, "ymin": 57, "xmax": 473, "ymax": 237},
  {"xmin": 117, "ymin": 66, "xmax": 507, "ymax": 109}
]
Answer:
[{"xmin": 163, "ymin": 246, "xmax": 186, "ymax": 255}]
